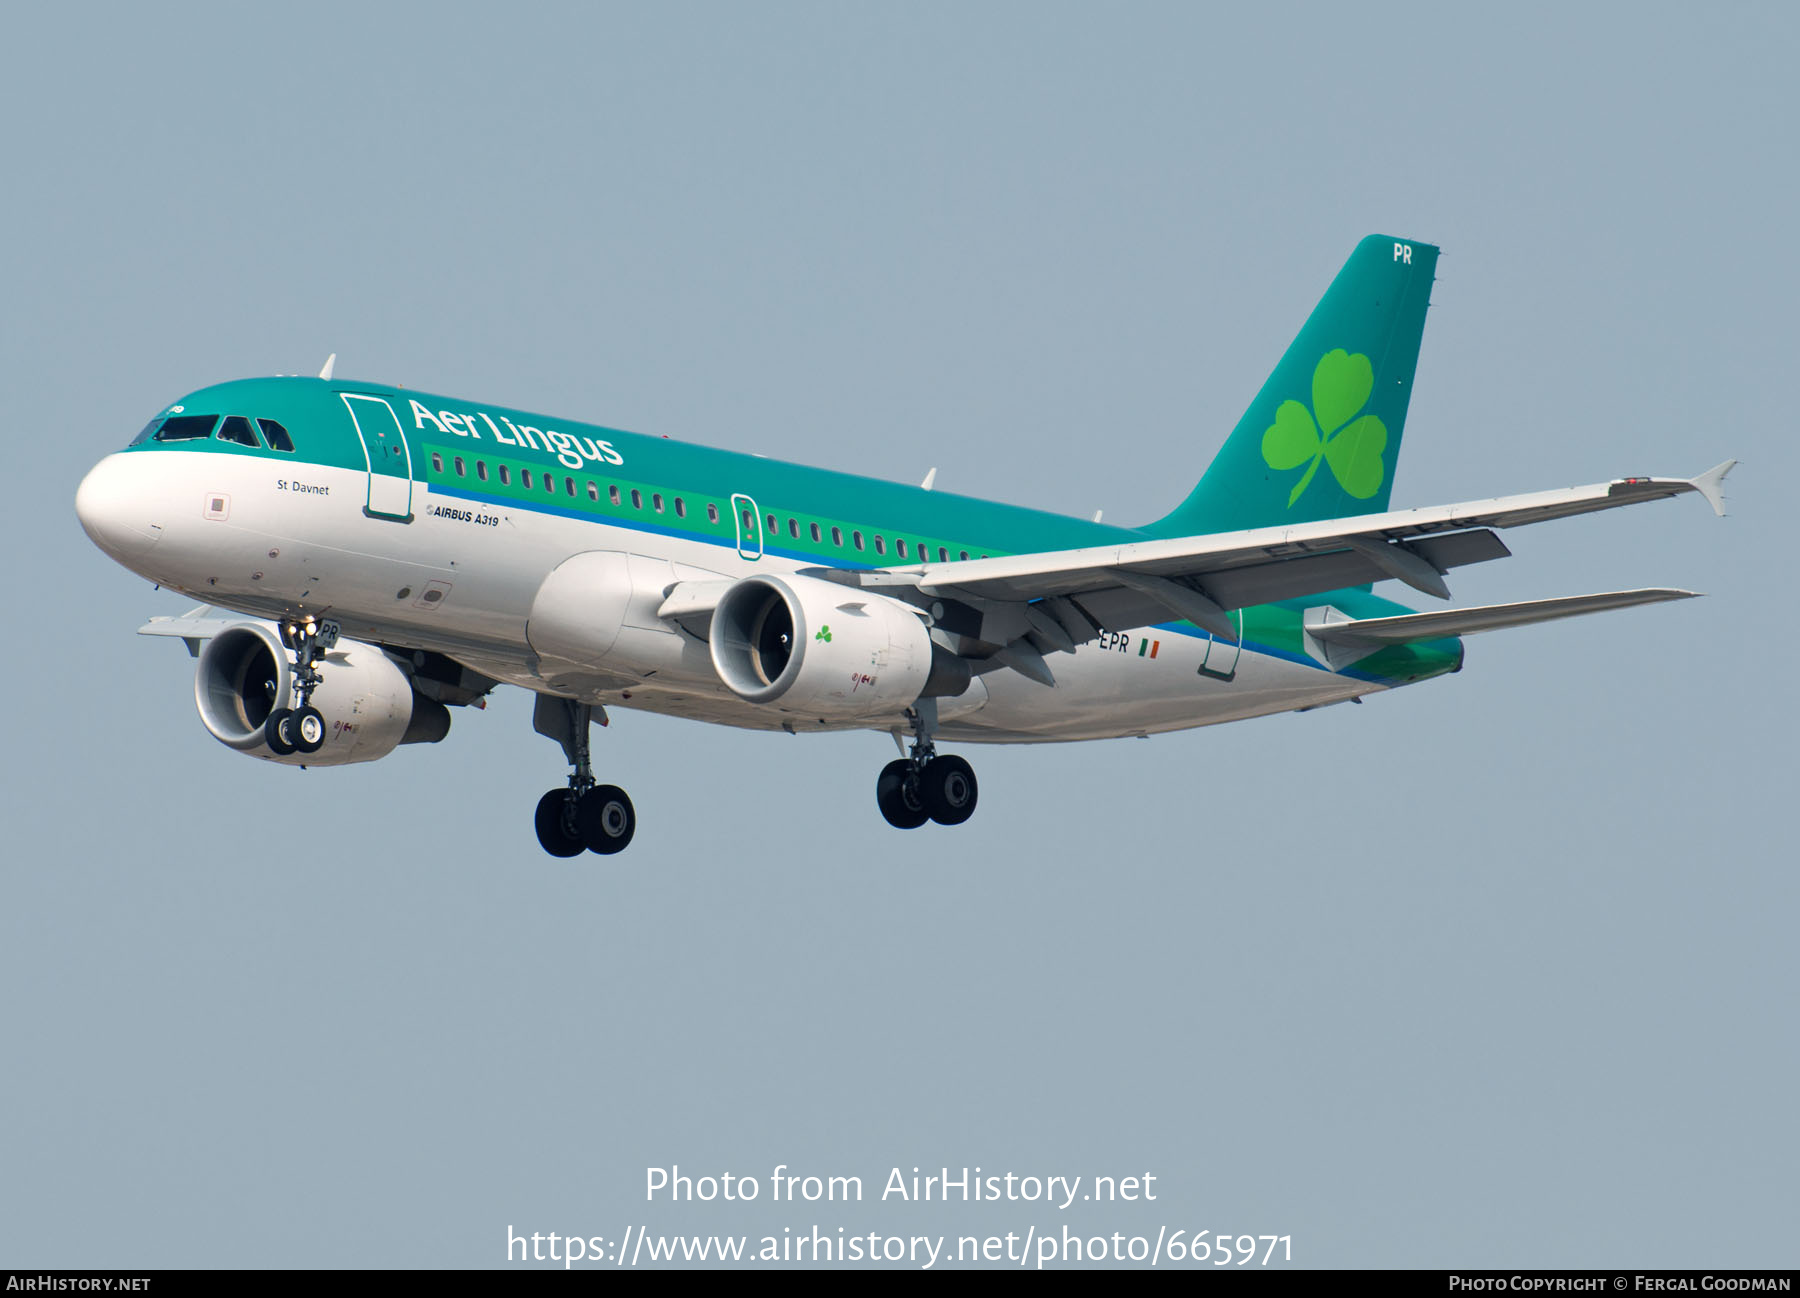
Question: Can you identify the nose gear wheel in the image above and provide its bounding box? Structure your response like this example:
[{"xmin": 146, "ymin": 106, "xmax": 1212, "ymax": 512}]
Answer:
[{"xmin": 267, "ymin": 617, "xmax": 338, "ymax": 758}]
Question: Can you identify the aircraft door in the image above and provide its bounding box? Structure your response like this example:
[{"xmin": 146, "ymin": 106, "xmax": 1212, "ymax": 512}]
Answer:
[
  {"xmin": 1197, "ymin": 609, "xmax": 1241, "ymax": 682},
  {"xmin": 341, "ymin": 394, "xmax": 414, "ymax": 521},
  {"xmin": 731, "ymin": 493, "xmax": 762, "ymax": 560}
]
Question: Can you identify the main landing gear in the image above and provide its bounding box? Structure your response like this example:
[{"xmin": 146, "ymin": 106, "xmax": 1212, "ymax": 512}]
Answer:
[
  {"xmin": 264, "ymin": 617, "xmax": 338, "ymax": 756},
  {"xmin": 876, "ymin": 698, "xmax": 979, "ymax": 830},
  {"xmin": 532, "ymin": 695, "xmax": 636, "ymax": 858}
]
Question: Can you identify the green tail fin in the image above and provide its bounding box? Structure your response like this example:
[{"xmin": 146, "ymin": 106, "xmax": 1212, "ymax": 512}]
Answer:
[{"xmin": 1150, "ymin": 234, "xmax": 1438, "ymax": 537}]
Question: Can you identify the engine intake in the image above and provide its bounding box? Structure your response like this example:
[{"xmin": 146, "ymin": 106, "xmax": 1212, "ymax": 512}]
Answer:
[
  {"xmin": 709, "ymin": 574, "xmax": 934, "ymax": 721},
  {"xmin": 194, "ymin": 622, "xmax": 449, "ymax": 765}
]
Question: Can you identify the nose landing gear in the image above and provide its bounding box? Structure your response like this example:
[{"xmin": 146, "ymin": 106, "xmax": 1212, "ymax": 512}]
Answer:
[
  {"xmin": 876, "ymin": 699, "xmax": 979, "ymax": 829},
  {"xmin": 532, "ymin": 695, "xmax": 636, "ymax": 857},
  {"xmin": 264, "ymin": 617, "xmax": 338, "ymax": 756}
]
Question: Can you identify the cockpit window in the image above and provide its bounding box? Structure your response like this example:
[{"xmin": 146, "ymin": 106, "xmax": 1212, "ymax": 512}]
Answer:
[
  {"xmin": 257, "ymin": 419, "xmax": 295, "ymax": 452},
  {"xmin": 216, "ymin": 416, "xmax": 260, "ymax": 447},
  {"xmin": 130, "ymin": 418, "xmax": 164, "ymax": 446},
  {"xmin": 154, "ymin": 414, "xmax": 219, "ymax": 442}
]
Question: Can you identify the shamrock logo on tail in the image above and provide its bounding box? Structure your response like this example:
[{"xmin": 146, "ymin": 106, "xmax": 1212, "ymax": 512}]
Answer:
[
  {"xmin": 1261, "ymin": 349, "xmax": 1388, "ymax": 507},
  {"xmin": 815, "ymin": 625, "xmax": 832, "ymax": 643}
]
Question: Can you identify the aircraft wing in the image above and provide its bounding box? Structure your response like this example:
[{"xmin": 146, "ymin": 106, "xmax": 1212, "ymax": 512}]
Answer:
[
  {"xmin": 852, "ymin": 462, "xmax": 1734, "ymax": 641},
  {"xmin": 137, "ymin": 605, "xmax": 248, "ymax": 656}
]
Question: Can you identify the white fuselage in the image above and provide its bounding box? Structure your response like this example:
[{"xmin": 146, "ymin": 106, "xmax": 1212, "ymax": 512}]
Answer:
[{"xmin": 78, "ymin": 449, "xmax": 1384, "ymax": 742}]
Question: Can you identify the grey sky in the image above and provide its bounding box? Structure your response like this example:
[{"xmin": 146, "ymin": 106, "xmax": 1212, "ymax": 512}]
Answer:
[{"xmin": 2, "ymin": 1, "xmax": 1793, "ymax": 1268}]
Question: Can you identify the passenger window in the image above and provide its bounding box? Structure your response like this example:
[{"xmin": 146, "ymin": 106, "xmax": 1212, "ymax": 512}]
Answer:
[
  {"xmin": 587, "ymin": 482, "xmax": 599, "ymax": 500},
  {"xmin": 742, "ymin": 509, "xmax": 754, "ymax": 531},
  {"xmin": 874, "ymin": 535, "xmax": 885, "ymax": 555},
  {"xmin": 959, "ymin": 550, "xmax": 968, "ymax": 561},
  {"xmin": 788, "ymin": 518, "xmax": 799, "ymax": 538},
  {"xmin": 831, "ymin": 526, "xmax": 842, "ymax": 546},
  {"xmin": 257, "ymin": 419, "xmax": 295, "ymax": 452},
  {"xmin": 853, "ymin": 530, "xmax": 864, "ymax": 551},
  {"xmin": 455, "ymin": 456, "xmax": 466, "ymax": 476},
  {"xmin": 630, "ymin": 489, "xmax": 642, "ymax": 509},
  {"xmin": 810, "ymin": 522, "xmax": 821, "ymax": 542},
  {"xmin": 938, "ymin": 547, "xmax": 948, "ymax": 562},
  {"xmin": 216, "ymin": 416, "xmax": 259, "ymax": 447},
  {"xmin": 707, "ymin": 503, "xmax": 719, "ymax": 524},
  {"xmin": 545, "ymin": 473, "xmax": 556, "ymax": 493},
  {"xmin": 609, "ymin": 485, "xmax": 621, "ymax": 505},
  {"xmin": 675, "ymin": 497, "xmax": 686, "ymax": 518},
  {"xmin": 154, "ymin": 414, "xmax": 218, "ymax": 441},
  {"xmin": 766, "ymin": 513, "xmax": 778, "ymax": 534},
  {"xmin": 653, "ymin": 493, "xmax": 664, "ymax": 513},
  {"xmin": 499, "ymin": 465, "xmax": 512, "ymax": 485},
  {"xmin": 431, "ymin": 452, "xmax": 444, "ymax": 473},
  {"xmin": 477, "ymin": 461, "xmax": 489, "ymax": 481},
  {"xmin": 522, "ymin": 468, "xmax": 533, "ymax": 489},
  {"xmin": 565, "ymin": 477, "xmax": 575, "ymax": 496},
  {"xmin": 896, "ymin": 539, "xmax": 908, "ymax": 558}
]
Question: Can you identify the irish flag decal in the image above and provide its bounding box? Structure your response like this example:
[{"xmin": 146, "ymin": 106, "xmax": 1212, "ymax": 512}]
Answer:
[{"xmin": 1138, "ymin": 638, "xmax": 1160, "ymax": 658}]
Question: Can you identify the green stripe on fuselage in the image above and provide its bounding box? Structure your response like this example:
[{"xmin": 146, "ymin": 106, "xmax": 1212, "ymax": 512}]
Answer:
[{"xmin": 125, "ymin": 375, "xmax": 1462, "ymax": 688}]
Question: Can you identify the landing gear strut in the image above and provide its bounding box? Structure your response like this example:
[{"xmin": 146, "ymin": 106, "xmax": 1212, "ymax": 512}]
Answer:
[
  {"xmin": 532, "ymin": 695, "xmax": 635, "ymax": 857},
  {"xmin": 264, "ymin": 617, "xmax": 337, "ymax": 756},
  {"xmin": 876, "ymin": 698, "xmax": 979, "ymax": 829}
]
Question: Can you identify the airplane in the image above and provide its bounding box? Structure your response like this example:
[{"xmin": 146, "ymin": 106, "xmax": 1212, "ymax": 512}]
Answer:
[{"xmin": 75, "ymin": 235, "xmax": 1732, "ymax": 857}]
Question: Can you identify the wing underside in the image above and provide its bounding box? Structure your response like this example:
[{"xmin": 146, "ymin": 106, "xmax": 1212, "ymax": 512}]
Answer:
[{"xmin": 785, "ymin": 464, "xmax": 1733, "ymax": 667}]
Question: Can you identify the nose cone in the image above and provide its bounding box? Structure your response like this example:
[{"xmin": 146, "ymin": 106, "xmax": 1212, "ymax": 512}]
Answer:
[{"xmin": 76, "ymin": 454, "xmax": 162, "ymax": 564}]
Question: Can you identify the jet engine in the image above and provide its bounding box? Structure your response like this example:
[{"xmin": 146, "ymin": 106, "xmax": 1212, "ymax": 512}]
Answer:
[
  {"xmin": 708, "ymin": 573, "xmax": 938, "ymax": 721},
  {"xmin": 194, "ymin": 622, "xmax": 450, "ymax": 766}
]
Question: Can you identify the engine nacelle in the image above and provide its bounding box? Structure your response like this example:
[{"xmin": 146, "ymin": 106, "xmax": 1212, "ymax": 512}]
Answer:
[
  {"xmin": 709, "ymin": 573, "xmax": 933, "ymax": 721},
  {"xmin": 194, "ymin": 623, "xmax": 449, "ymax": 766}
]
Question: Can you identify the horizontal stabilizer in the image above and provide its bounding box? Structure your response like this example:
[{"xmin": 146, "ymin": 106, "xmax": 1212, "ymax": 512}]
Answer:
[{"xmin": 1305, "ymin": 588, "xmax": 1699, "ymax": 647}]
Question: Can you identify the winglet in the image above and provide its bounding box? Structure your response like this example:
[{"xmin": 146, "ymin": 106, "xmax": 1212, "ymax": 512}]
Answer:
[
  {"xmin": 1689, "ymin": 460, "xmax": 1736, "ymax": 517},
  {"xmin": 318, "ymin": 352, "xmax": 337, "ymax": 381}
]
